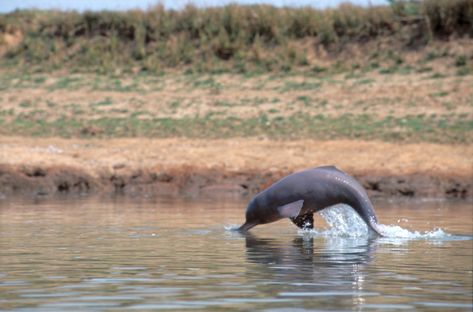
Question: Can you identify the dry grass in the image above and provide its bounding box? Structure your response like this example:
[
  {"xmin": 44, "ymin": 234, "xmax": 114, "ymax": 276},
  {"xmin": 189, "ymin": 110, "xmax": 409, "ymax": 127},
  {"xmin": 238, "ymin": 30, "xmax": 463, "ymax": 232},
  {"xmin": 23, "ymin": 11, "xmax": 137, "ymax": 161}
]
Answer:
[
  {"xmin": 1, "ymin": 71, "xmax": 471, "ymax": 119},
  {"xmin": 0, "ymin": 53, "xmax": 471, "ymax": 144}
]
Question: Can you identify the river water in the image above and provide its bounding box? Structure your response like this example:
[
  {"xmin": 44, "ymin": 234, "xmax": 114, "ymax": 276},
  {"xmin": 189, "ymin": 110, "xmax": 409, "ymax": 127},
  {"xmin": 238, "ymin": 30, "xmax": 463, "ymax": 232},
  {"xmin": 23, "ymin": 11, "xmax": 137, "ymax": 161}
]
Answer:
[{"xmin": 0, "ymin": 197, "xmax": 472, "ymax": 311}]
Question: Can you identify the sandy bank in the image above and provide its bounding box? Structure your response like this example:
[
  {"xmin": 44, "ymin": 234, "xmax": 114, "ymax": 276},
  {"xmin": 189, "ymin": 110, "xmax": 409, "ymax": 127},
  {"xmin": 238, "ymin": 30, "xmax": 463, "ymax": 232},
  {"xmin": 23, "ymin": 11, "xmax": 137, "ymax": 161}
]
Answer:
[{"xmin": 0, "ymin": 136, "xmax": 471, "ymax": 199}]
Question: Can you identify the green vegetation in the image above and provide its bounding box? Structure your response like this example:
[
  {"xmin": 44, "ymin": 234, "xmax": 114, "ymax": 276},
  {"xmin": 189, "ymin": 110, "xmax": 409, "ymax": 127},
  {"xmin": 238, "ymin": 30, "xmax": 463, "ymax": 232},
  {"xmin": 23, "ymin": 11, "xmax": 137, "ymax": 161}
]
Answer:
[
  {"xmin": 0, "ymin": 70, "xmax": 471, "ymax": 144},
  {"xmin": 0, "ymin": 112, "xmax": 471, "ymax": 144},
  {"xmin": 0, "ymin": 0, "xmax": 471, "ymax": 74},
  {"xmin": 0, "ymin": 1, "xmax": 471, "ymax": 145}
]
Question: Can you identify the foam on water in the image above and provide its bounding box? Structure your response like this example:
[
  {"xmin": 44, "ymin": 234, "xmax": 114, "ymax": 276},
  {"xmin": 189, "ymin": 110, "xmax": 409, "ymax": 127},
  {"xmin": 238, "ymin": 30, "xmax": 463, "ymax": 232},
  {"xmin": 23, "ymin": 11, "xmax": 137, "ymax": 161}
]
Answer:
[
  {"xmin": 225, "ymin": 204, "xmax": 470, "ymax": 241},
  {"xmin": 376, "ymin": 224, "xmax": 448, "ymax": 239},
  {"xmin": 301, "ymin": 204, "xmax": 465, "ymax": 240},
  {"xmin": 224, "ymin": 224, "xmax": 241, "ymax": 231}
]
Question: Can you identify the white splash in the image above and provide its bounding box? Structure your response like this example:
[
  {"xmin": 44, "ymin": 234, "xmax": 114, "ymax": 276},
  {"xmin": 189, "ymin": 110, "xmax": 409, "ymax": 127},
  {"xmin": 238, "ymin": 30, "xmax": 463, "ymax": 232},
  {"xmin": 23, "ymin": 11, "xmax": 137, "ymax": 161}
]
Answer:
[
  {"xmin": 301, "ymin": 204, "xmax": 455, "ymax": 240},
  {"xmin": 224, "ymin": 224, "xmax": 241, "ymax": 231},
  {"xmin": 225, "ymin": 205, "xmax": 469, "ymax": 241},
  {"xmin": 318, "ymin": 204, "xmax": 369, "ymax": 237},
  {"xmin": 376, "ymin": 224, "xmax": 448, "ymax": 239}
]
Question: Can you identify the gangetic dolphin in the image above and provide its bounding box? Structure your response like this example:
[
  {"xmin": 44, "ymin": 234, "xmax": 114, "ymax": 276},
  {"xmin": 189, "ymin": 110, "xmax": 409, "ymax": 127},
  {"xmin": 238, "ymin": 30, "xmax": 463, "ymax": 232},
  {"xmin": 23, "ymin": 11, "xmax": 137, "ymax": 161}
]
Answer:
[{"xmin": 238, "ymin": 166, "xmax": 384, "ymax": 236}]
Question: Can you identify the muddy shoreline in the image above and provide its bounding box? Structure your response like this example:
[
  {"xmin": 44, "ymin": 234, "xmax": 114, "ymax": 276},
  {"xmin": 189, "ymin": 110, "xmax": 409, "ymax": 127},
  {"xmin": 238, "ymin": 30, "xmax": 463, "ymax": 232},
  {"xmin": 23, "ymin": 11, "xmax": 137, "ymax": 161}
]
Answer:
[
  {"xmin": 1, "ymin": 164, "xmax": 471, "ymax": 200},
  {"xmin": 1, "ymin": 137, "xmax": 471, "ymax": 200}
]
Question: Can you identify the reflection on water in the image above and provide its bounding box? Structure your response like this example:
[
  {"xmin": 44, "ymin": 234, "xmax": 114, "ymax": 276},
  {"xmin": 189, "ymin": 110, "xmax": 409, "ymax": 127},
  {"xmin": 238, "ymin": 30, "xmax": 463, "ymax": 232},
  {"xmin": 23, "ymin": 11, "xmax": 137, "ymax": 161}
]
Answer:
[
  {"xmin": 245, "ymin": 234, "xmax": 378, "ymax": 310},
  {"xmin": 0, "ymin": 197, "xmax": 472, "ymax": 311}
]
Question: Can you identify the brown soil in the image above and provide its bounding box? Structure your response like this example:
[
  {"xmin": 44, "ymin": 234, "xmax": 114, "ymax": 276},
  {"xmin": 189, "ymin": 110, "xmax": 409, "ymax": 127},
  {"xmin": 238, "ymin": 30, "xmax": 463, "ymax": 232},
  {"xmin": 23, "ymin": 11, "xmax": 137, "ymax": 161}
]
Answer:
[
  {"xmin": 0, "ymin": 30, "xmax": 23, "ymax": 56},
  {"xmin": 1, "ymin": 136, "xmax": 471, "ymax": 200}
]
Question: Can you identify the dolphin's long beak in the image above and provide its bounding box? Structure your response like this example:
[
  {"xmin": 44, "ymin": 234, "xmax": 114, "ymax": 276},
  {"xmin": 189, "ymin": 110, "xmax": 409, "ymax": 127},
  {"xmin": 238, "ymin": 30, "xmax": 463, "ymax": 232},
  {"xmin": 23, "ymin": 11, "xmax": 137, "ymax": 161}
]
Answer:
[{"xmin": 237, "ymin": 222, "xmax": 257, "ymax": 232}]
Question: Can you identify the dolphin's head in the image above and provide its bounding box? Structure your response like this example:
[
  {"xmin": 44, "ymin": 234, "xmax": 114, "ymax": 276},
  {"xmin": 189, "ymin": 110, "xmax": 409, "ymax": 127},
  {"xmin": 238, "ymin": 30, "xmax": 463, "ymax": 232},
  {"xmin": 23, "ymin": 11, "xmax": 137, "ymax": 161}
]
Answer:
[{"xmin": 238, "ymin": 196, "xmax": 281, "ymax": 232}]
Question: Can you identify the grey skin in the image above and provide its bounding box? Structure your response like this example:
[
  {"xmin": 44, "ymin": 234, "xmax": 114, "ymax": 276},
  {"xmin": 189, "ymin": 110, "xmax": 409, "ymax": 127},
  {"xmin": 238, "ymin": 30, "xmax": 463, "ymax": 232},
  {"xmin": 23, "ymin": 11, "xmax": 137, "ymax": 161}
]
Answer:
[{"xmin": 238, "ymin": 166, "xmax": 384, "ymax": 236}]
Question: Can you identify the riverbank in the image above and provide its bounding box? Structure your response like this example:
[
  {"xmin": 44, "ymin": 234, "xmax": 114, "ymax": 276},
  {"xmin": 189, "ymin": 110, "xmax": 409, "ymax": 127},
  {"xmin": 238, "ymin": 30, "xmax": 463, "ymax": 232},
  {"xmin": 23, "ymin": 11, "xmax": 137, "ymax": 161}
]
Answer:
[
  {"xmin": 1, "ymin": 10, "xmax": 471, "ymax": 201},
  {"xmin": 1, "ymin": 136, "xmax": 471, "ymax": 199}
]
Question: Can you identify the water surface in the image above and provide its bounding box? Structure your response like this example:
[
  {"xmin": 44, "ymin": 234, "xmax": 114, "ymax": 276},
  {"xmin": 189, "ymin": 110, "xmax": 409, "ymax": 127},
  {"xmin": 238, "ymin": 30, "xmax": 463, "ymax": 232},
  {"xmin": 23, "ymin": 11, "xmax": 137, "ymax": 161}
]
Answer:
[{"xmin": 0, "ymin": 197, "xmax": 472, "ymax": 311}]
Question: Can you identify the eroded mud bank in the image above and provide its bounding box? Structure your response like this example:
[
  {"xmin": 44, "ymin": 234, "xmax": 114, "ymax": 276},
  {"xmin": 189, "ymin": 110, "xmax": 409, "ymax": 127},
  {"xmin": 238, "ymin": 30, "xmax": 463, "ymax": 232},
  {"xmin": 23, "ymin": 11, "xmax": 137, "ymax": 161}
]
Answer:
[{"xmin": 0, "ymin": 164, "xmax": 470, "ymax": 200}]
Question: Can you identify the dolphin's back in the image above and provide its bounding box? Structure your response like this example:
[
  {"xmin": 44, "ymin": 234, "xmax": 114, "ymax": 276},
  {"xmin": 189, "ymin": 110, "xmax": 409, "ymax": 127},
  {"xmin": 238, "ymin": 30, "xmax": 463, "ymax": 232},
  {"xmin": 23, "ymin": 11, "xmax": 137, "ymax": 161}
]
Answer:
[
  {"xmin": 313, "ymin": 167, "xmax": 383, "ymax": 234},
  {"xmin": 260, "ymin": 166, "xmax": 360, "ymax": 207},
  {"xmin": 261, "ymin": 167, "xmax": 381, "ymax": 232}
]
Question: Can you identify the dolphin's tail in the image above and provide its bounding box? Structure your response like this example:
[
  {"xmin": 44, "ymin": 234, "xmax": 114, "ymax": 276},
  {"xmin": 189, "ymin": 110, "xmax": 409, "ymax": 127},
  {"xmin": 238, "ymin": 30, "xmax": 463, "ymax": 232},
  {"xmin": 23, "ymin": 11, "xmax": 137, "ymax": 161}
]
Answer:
[
  {"xmin": 237, "ymin": 221, "xmax": 257, "ymax": 232},
  {"xmin": 366, "ymin": 219, "xmax": 385, "ymax": 237},
  {"xmin": 352, "ymin": 202, "xmax": 385, "ymax": 237}
]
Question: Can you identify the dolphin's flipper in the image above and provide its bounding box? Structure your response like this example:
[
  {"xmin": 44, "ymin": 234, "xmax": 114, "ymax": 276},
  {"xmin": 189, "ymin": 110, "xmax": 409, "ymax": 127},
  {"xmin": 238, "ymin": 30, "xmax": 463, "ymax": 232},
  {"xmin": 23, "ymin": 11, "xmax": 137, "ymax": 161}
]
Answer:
[
  {"xmin": 277, "ymin": 200, "xmax": 304, "ymax": 218},
  {"xmin": 290, "ymin": 213, "xmax": 314, "ymax": 230}
]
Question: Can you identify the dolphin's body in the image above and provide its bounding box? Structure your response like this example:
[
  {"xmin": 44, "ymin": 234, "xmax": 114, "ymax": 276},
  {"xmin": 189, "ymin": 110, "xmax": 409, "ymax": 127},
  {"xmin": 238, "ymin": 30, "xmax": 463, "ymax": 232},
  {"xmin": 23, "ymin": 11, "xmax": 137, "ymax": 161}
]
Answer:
[{"xmin": 238, "ymin": 166, "xmax": 384, "ymax": 236}]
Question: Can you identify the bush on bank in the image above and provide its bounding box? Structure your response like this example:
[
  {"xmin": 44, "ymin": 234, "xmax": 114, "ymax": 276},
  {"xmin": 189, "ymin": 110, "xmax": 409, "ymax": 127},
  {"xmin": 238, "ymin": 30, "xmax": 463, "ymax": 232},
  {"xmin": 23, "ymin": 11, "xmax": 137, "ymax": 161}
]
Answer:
[{"xmin": 0, "ymin": 0, "xmax": 472, "ymax": 73}]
